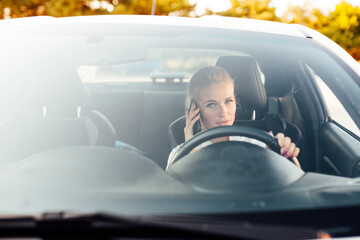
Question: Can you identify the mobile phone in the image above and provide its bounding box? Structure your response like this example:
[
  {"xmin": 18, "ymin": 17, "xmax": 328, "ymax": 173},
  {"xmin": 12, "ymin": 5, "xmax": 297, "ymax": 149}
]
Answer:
[
  {"xmin": 188, "ymin": 99, "xmax": 199, "ymax": 115},
  {"xmin": 188, "ymin": 99, "xmax": 201, "ymax": 134}
]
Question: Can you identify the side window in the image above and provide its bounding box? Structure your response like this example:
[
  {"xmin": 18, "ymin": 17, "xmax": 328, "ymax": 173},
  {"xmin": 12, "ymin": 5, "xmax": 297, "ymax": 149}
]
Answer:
[{"xmin": 309, "ymin": 67, "xmax": 360, "ymax": 137}]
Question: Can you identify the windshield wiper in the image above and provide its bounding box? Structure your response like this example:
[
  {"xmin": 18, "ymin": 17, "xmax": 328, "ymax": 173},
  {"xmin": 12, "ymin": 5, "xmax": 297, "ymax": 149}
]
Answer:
[{"xmin": 0, "ymin": 212, "xmax": 329, "ymax": 239}]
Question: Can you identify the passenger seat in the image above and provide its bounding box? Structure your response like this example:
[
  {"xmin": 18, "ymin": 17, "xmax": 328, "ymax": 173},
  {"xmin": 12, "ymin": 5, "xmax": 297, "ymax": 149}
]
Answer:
[{"xmin": 0, "ymin": 58, "xmax": 116, "ymax": 162}]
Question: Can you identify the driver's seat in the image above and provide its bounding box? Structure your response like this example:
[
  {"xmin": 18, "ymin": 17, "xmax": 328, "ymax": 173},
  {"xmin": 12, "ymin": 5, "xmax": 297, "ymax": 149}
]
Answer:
[{"xmin": 168, "ymin": 56, "xmax": 302, "ymax": 149}]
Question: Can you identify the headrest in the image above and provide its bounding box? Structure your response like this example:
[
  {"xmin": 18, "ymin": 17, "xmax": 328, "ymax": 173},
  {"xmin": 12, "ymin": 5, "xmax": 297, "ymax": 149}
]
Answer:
[
  {"xmin": 264, "ymin": 64, "xmax": 292, "ymax": 97},
  {"xmin": 28, "ymin": 58, "xmax": 91, "ymax": 117},
  {"xmin": 216, "ymin": 56, "xmax": 267, "ymax": 111}
]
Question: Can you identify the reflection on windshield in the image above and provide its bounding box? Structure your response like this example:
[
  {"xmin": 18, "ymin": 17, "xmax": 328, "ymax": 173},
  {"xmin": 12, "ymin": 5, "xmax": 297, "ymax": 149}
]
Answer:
[{"xmin": 0, "ymin": 22, "xmax": 359, "ymax": 227}]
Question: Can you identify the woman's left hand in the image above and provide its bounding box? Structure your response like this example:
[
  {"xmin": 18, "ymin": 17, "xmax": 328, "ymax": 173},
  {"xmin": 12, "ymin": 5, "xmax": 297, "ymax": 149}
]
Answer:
[{"xmin": 274, "ymin": 132, "xmax": 301, "ymax": 168}]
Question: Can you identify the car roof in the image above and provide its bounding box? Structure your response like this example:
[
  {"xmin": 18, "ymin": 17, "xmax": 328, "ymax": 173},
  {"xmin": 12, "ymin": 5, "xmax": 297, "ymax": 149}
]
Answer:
[
  {"xmin": 0, "ymin": 15, "xmax": 307, "ymax": 38},
  {"xmin": 3, "ymin": 14, "xmax": 359, "ymax": 76}
]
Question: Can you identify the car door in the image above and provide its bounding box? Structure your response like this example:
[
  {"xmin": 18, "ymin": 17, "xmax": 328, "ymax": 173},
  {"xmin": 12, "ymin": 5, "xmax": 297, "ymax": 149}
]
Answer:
[
  {"xmin": 304, "ymin": 62, "xmax": 360, "ymax": 177},
  {"xmin": 320, "ymin": 121, "xmax": 360, "ymax": 177}
]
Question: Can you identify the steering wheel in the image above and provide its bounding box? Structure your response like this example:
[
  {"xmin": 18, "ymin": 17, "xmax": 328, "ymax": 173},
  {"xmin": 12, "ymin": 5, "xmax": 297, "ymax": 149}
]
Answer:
[
  {"xmin": 170, "ymin": 125, "xmax": 281, "ymax": 165},
  {"xmin": 167, "ymin": 126, "xmax": 304, "ymax": 193}
]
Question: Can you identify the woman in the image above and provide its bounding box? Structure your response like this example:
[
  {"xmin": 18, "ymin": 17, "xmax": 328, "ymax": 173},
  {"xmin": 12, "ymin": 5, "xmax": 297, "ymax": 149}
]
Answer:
[{"xmin": 167, "ymin": 66, "xmax": 300, "ymax": 169}]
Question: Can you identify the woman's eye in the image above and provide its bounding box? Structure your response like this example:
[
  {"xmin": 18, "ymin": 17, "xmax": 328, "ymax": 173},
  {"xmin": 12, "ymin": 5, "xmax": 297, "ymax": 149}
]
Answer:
[
  {"xmin": 225, "ymin": 99, "xmax": 234, "ymax": 104},
  {"xmin": 206, "ymin": 103, "xmax": 215, "ymax": 108}
]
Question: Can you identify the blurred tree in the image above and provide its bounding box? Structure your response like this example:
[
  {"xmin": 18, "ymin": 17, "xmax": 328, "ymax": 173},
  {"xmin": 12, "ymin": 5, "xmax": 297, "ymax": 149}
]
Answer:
[
  {"xmin": 280, "ymin": 1, "xmax": 360, "ymax": 60},
  {"xmin": 112, "ymin": 0, "xmax": 194, "ymax": 16},
  {"xmin": 0, "ymin": 0, "xmax": 99, "ymax": 18},
  {"xmin": 213, "ymin": 0, "xmax": 278, "ymax": 21},
  {"xmin": 280, "ymin": 4, "xmax": 307, "ymax": 25},
  {"xmin": 317, "ymin": 1, "xmax": 360, "ymax": 60},
  {"xmin": 0, "ymin": 0, "xmax": 195, "ymax": 18}
]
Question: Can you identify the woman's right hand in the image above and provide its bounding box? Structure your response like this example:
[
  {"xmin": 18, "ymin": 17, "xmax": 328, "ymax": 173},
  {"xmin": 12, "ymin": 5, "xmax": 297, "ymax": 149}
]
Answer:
[{"xmin": 184, "ymin": 103, "xmax": 200, "ymax": 142}]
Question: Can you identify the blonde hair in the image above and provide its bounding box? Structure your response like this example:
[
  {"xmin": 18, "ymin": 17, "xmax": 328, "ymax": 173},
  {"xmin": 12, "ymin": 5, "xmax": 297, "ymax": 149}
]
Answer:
[{"xmin": 187, "ymin": 66, "xmax": 234, "ymax": 109}]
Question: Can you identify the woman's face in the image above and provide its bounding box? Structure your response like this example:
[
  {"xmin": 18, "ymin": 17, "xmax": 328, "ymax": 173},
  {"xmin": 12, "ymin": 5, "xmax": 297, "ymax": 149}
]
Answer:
[{"xmin": 197, "ymin": 82, "xmax": 236, "ymax": 131}]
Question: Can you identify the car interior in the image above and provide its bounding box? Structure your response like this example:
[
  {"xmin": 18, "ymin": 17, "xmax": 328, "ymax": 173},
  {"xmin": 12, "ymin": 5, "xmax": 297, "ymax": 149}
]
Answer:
[
  {"xmin": 86, "ymin": 52, "xmax": 360, "ymax": 177},
  {"xmin": 85, "ymin": 54, "xmax": 308, "ymax": 168},
  {"xmin": 2, "ymin": 18, "xmax": 360, "ymax": 239},
  {"xmin": 0, "ymin": 58, "xmax": 117, "ymax": 163},
  {"xmin": 168, "ymin": 56, "xmax": 303, "ymax": 149},
  {"xmin": 0, "ymin": 32, "xmax": 360, "ymax": 180}
]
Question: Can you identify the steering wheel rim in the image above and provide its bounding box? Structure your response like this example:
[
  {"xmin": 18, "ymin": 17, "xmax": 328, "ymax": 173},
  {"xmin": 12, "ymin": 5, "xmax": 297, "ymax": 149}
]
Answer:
[{"xmin": 170, "ymin": 125, "xmax": 281, "ymax": 165}]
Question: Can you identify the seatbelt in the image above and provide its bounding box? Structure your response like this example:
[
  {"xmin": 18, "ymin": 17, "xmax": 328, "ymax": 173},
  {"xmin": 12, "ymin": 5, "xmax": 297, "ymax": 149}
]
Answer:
[{"xmin": 267, "ymin": 97, "xmax": 279, "ymax": 114}]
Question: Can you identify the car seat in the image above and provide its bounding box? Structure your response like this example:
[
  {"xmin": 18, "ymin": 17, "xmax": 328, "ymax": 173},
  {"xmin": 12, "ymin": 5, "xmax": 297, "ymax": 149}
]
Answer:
[
  {"xmin": 0, "ymin": 58, "xmax": 117, "ymax": 162},
  {"xmin": 168, "ymin": 56, "xmax": 302, "ymax": 149}
]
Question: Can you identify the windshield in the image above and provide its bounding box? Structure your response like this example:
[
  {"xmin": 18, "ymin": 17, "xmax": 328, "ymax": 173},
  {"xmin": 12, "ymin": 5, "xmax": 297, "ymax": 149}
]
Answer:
[{"xmin": 0, "ymin": 19, "xmax": 360, "ymax": 221}]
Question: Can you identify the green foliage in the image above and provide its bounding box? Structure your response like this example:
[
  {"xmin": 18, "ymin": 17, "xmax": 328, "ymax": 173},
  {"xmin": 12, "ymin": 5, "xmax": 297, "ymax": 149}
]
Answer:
[
  {"xmin": 318, "ymin": 1, "xmax": 360, "ymax": 60},
  {"xmin": 0, "ymin": 0, "xmax": 195, "ymax": 18},
  {"xmin": 214, "ymin": 0, "xmax": 278, "ymax": 21},
  {"xmin": 110, "ymin": 0, "xmax": 194, "ymax": 16},
  {"xmin": 0, "ymin": 0, "xmax": 359, "ymax": 60},
  {"xmin": 282, "ymin": 1, "xmax": 360, "ymax": 60},
  {"xmin": 281, "ymin": 5, "xmax": 307, "ymax": 25},
  {"xmin": 0, "ymin": 0, "xmax": 96, "ymax": 18}
]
